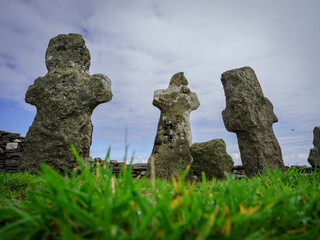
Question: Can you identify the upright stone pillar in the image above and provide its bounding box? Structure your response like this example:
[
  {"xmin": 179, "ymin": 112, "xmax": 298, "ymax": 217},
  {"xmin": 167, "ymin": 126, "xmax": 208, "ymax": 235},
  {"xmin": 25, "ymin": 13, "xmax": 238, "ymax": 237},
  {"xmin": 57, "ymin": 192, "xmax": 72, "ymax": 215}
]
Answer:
[
  {"xmin": 308, "ymin": 126, "xmax": 320, "ymax": 167},
  {"xmin": 221, "ymin": 67, "xmax": 285, "ymax": 177},
  {"xmin": 19, "ymin": 33, "xmax": 113, "ymax": 174},
  {"xmin": 147, "ymin": 72, "xmax": 200, "ymax": 179}
]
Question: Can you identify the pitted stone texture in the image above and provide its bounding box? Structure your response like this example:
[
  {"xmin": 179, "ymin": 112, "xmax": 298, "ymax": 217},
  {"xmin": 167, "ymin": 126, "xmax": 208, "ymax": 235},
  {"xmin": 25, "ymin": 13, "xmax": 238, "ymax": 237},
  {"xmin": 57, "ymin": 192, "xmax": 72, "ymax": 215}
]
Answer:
[
  {"xmin": 221, "ymin": 67, "xmax": 285, "ymax": 177},
  {"xmin": 19, "ymin": 33, "xmax": 113, "ymax": 175},
  {"xmin": 308, "ymin": 126, "xmax": 320, "ymax": 167},
  {"xmin": 45, "ymin": 33, "xmax": 90, "ymax": 73},
  {"xmin": 190, "ymin": 139, "xmax": 234, "ymax": 180},
  {"xmin": 147, "ymin": 72, "xmax": 200, "ymax": 179}
]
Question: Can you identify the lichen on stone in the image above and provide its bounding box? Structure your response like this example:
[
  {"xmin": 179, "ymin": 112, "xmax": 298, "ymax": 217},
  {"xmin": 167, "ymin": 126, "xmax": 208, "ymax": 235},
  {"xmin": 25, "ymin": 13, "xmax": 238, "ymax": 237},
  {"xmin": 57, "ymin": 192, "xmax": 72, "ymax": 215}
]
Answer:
[
  {"xmin": 190, "ymin": 139, "xmax": 234, "ymax": 180},
  {"xmin": 19, "ymin": 33, "xmax": 113, "ymax": 175},
  {"xmin": 221, "ymin": 66, "xmax": 285, "ymax": 177},
  {"xmin": 147, "ymin": 72, "xmax": 200, "ymax": 179}
]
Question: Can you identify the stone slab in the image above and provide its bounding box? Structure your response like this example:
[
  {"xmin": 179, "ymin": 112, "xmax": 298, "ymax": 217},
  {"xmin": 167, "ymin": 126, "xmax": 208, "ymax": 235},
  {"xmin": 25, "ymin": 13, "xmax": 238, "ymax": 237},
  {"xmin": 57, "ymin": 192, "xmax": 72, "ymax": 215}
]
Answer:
[{"xmin": 6, "ymin": 142, "xmax": 19, "ymax": 150}]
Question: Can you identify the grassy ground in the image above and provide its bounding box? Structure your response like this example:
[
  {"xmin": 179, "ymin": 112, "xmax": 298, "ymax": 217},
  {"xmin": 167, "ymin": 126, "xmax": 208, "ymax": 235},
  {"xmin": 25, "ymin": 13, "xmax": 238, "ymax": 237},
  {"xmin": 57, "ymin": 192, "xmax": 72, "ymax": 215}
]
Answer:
[{"xmin": 0, "ymin": 150, "xmax": 319, "ymax": 239}]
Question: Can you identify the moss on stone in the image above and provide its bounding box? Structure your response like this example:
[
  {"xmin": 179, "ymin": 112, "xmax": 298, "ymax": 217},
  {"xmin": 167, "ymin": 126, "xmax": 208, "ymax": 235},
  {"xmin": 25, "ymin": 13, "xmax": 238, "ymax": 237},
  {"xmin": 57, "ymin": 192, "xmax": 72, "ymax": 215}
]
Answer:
[
  {"xmin": 190, "ymin": 139, "xmax": 234, "ymax": 180},
  {"xmin": 19, "ymin": 34, "xmax": 112, "ymax": 175},
  {"xmin": 147, "ymin": 72, "xmax": 199, "ymax": 179}
]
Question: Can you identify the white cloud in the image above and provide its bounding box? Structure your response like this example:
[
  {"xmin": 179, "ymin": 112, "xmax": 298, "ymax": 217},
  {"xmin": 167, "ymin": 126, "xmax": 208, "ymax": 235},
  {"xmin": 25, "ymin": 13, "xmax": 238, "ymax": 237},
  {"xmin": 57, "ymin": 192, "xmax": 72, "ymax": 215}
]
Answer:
[{"xmin": 0, "ymin": 0, "xmax": 319, "ymax": 166}]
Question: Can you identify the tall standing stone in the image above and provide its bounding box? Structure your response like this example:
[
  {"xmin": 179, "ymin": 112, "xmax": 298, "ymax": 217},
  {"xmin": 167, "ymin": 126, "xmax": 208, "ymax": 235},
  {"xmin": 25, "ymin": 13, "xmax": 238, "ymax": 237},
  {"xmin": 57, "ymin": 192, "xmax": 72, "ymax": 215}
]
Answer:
[
  {"xmin": 19, "ymin": 33, "xmax": 113, "ymax": 174},
  {"xmin": 147, "ymin": 72, "xmax": 200, "ymax": 179},
  {"xmin": 308, "ymin": 126, "xmax": 320, "ymax": 167},
  {"xmin": 221, "ymin": 67, "xmax": 285, "ymax": 177}
]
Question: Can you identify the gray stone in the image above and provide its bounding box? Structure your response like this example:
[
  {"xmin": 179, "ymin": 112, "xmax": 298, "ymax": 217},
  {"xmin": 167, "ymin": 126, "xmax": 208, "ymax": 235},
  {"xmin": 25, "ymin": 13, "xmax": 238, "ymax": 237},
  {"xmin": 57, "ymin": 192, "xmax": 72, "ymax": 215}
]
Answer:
[
  {"xmin": 19, "ymin": 33, "xmax": 113, "ymax": 175},
  {"xmin": 5, "ymin": 159, "xmax": 19, "ymax": 167},
  {"xmin": 308, "ymin": 126, "xmax": 320, "ymax": 167},
  {"xmin": 6, "ymin": 142, "xmax": 19, "ymax": 150},
  {"xmin": 190, "ymin": 139, "xmax": 234, "ymax": 180},
  {"xmin": 109, "ymin": 160, "xmax": 119, "ymax": 166},
  {"xmin": 147, "ymin": 72, "xmax": 200, "ymax": 179},
  {"xmin": 221, "ymin": 67, "xmax": 286, "ymax": 177},
  {"xmin": 94, "ymin": 158, "xmax": 103, "ymax": 163},
  {"xmin": 4, "ymin": 133, "xmax": 20, "ymax": 139},
  {"xmin": 6, "ymin": 152, "xmax": 22, "ymax": 159}
]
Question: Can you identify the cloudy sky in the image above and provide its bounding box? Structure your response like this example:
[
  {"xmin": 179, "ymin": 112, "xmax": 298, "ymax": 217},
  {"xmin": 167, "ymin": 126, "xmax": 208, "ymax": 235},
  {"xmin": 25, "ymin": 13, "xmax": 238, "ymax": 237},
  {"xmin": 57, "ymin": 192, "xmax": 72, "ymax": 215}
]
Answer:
[{"xmin": 0, "ymin": 0, "xmax": 319, "ymax": 165}]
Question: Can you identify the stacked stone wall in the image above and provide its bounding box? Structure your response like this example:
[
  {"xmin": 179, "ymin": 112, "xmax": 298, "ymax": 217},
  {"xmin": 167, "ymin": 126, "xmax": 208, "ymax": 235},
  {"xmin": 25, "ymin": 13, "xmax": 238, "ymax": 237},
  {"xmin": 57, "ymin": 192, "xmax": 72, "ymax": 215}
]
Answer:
[
  {"xmin": 0, "ymin": 131, "xmax": 25, "ymax": 173},
  {"xmin": 0, "ymin": 130, "xmax": 148, "ymax": 177},
  {"xmin": 1, "ymin": 130, "xmax": 318, "ymax": 179},
  {"xmin": 90, "ymin": 159, "xmax": 147, "ymax": 178}
]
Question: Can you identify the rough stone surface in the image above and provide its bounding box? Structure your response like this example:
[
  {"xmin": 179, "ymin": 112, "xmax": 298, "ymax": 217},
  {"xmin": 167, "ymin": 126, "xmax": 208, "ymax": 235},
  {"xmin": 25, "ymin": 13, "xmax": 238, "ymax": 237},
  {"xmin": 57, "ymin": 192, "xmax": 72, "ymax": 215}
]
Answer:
[
  {"xmin": 18, "ymin": 33, "xmax": 113, "ymax": 175},
  {"xmin": 147, "ymin": 72, "xmax": 200, "ymax": 179},
  {"xmin": 221, "ymin": 66, "xmax": 286, "ymax": 177},
  {"xmin": 308, "ymin": 126, "xmax": 320, "ymax": 167},
  {"xmin": 190, "ymin": 139, "xmax": 234, "ymax": 180}
]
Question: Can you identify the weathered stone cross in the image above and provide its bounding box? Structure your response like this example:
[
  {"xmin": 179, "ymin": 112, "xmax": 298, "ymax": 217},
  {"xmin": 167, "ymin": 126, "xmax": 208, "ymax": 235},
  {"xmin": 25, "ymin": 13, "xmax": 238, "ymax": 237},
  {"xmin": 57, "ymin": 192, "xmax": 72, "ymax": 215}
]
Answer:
[
  {"xmin": 147, "ymin": 72, "xmax": 200, "ymax": 179},
  {"xmin": 19, "ymin": 33, "xmax": 113, "ymax": 174}
]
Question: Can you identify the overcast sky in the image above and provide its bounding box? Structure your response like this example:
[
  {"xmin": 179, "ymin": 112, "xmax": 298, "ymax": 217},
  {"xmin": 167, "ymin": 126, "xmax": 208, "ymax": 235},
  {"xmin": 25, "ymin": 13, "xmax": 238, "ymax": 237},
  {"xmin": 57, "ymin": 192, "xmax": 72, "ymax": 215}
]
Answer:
[{"xmin": 0, "ymin": 0, "xmax": 319, "ymax": 165}]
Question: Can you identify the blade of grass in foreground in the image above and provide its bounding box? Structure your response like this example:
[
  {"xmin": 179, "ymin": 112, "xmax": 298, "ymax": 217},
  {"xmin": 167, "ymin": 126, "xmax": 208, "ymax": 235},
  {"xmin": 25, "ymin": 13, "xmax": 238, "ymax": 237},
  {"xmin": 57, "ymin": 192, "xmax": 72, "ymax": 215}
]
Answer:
[{"xmin": 0, "ymin": 147, "xmax": 319, "ymax": 239}]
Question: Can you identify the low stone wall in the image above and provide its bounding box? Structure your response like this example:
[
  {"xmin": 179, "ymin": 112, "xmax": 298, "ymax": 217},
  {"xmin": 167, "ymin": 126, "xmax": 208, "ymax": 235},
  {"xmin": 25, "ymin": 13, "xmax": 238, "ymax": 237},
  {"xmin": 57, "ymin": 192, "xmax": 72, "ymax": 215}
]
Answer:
[
  {"xmin": 231, "ymin": 165, "xmax": 319, "ymax": 179},
  {"xmin": 0, "ymin": 131, "xmax": 25, "ymax": 173},
  {"xmin": 0, "ymin": 131, "xmax": 319, "ymax": 179},
  {"xmin": 91, "ymin": 160, "xmax": 318, "ymax": 180},
  {"xmin": 0, "ymin": 130, "xmax": 149, "ymax": 177},
  {"xmin": 91, "ymin": 159, "xmax": 147, "ymax": 178}
]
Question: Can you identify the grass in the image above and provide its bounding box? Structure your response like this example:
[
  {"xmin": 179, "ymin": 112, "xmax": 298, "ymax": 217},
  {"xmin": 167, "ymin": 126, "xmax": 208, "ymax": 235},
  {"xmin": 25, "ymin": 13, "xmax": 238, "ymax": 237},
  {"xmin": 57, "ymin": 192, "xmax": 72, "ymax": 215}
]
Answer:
[{"xmin": 0, "ymin": 148, "xmax": 320, "ymax": 239}]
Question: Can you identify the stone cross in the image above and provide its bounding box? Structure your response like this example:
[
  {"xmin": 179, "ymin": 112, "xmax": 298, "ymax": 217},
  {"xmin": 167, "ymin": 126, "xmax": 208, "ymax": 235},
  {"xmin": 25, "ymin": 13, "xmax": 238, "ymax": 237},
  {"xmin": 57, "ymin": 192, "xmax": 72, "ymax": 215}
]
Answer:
[
  {"xmin": 147, "ymin": 72, "xmax": 200, "ymax": 179},
  {"xmin": 221, "ymin": 67, "xmax": 286, "ymax": 177},
  {"xmin": 308, "ymin": 126, "xmax": 320, "ymax": 167},
  {"xmin": 18, "ymin": 33, "xmax": 113, "ymax": 174}
]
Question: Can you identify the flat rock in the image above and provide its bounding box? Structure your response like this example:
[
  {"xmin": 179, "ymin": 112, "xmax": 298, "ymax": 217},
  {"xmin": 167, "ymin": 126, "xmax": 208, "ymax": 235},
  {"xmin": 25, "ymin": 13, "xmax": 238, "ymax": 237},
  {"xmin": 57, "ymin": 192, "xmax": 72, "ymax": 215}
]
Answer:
[
  {"xmin": 5, "ymin": 159, "xmax": 19, "ymax": 167},
  {"xmin": 6, "ymin": 142, "xmax": 19, "ymax": 150}
]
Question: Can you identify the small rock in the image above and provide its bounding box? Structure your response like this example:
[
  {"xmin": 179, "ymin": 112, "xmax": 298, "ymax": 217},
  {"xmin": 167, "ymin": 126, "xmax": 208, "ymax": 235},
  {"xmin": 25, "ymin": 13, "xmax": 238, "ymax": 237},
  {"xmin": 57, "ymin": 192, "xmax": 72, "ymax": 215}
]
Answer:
[
  {"xmin": 110, "ymin": 160, "xmax": 118, "ymax": 166},
  {"xmin": 5, "ymin": 152, "xmax": 22, "ymax": 159},
  {"xmin": 6, "ymin": 142, "xmax": 19, "ymax": 150},
  {"xmin": 94, "ymin": 158, "xmax": 102, "ymax": 163},
  {"xmin": 5, "ymin": 159, "xmax": 19, "ymax": 167},
  {"xmin": 190, "ymin": 139, "xmax": 234, "ymax": 180}
]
